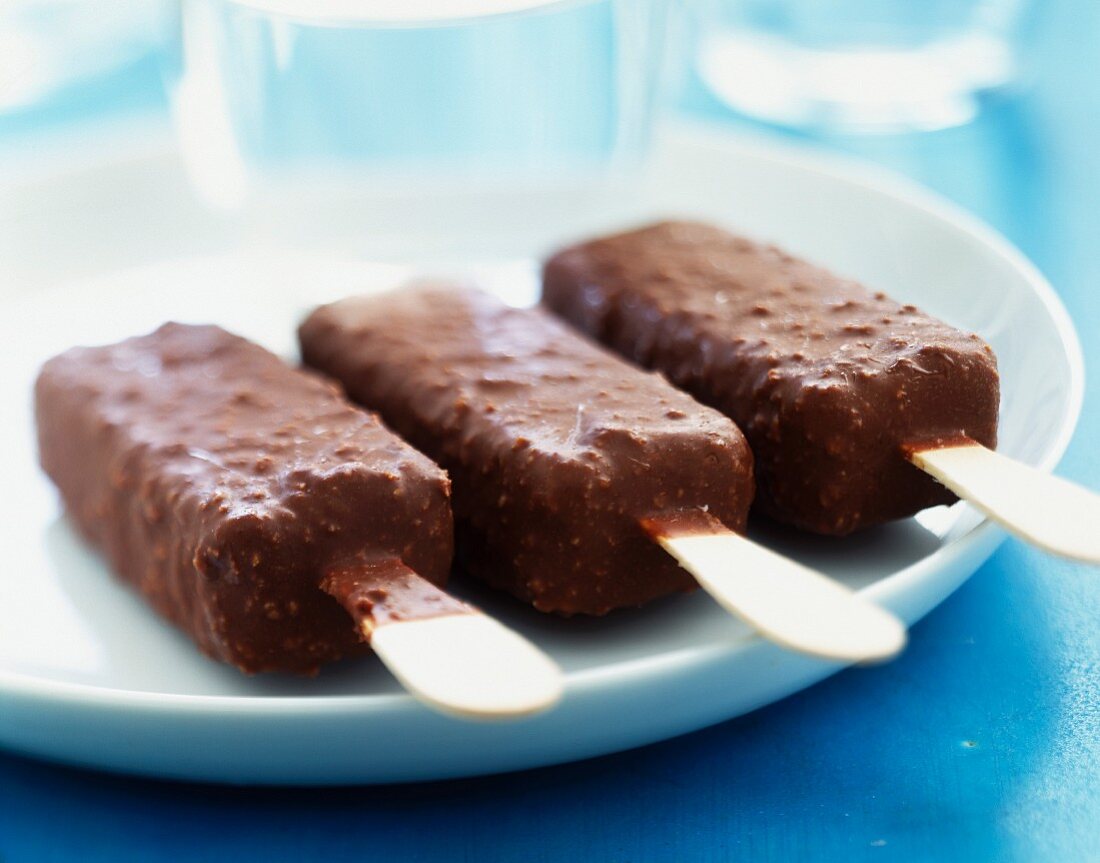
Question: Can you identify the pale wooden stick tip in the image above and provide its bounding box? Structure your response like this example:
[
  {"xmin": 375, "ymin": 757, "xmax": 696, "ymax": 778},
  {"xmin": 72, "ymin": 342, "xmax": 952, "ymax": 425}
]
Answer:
[
  {"xmin": 909, "ymin": 441, "xmax": 1100, "ymax": 565},
  {"xmin": 370, "ymin": 613, "xmax": 565, "ymax": 720},
  {"xmin": 649, "ymin": 515, "xmax": 907, "ymax": 664}
]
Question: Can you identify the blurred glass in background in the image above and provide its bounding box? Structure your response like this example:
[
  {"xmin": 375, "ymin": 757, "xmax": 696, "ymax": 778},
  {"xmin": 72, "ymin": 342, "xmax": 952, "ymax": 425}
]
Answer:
[
  {"xmin": 692, "ymin": 0, "xmax": 1029, "ymax": 132},
  {"xmin": 0, "ymin": 0, "xmax": 1039, "ymax": 262},
  {"xmin": 166, "ymin": 0, "xmax": 669, "ymax": 220},
  {"xmin": 0, "ymin": 0, "xmax": 165, "ymax": 113}
]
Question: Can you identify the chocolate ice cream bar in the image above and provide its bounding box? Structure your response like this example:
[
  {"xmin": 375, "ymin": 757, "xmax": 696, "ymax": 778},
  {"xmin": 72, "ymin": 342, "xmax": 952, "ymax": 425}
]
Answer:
[
  {"xmin": 35, "ymin": 323, "xmax": 454, "ymax": 675},
  {"xmin": 543, "ymin": 221, "xmax": 1000, "ymax": 535},
  {"xmin": 299, "ymin": 286, "xmax": 755, "ymax": 616}
]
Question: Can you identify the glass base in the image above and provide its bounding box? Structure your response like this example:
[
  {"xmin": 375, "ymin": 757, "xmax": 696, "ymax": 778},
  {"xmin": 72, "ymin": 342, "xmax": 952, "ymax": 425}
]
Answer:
[{"xmin": 697, "ymin": 30, "xmax": 1015, "ymax": 133}]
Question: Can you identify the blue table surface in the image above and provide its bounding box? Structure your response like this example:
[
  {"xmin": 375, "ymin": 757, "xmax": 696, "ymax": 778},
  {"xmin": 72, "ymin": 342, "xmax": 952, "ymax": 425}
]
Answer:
[{"xmin": 2, "ymin": 3, "xmax": 1098, "ymax": 861}]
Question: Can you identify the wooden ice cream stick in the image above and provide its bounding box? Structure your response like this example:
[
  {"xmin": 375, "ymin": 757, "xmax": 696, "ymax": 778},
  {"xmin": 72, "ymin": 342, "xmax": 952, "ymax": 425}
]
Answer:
[
  {"xmin": 641, "ymin": 511, "xmax": 907, "ymax": 664},
  {"xmin": 323, "ymin": 561, "xmax": 563, "ymax": 720},
  {"xmin": 906, "ymin": 438, "xmax": 1100, "ymax": 564}
]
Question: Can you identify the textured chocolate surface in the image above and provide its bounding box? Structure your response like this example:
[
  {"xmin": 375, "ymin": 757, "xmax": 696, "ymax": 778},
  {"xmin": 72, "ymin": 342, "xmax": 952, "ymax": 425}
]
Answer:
[
  {"xmin": 322, "ymin": 560, "xmax": 471, "ymax": 634},
  {"xmin": 35, "ymin": 323, "xmax": 453, "ymax": 674},
  {"xmin": 300, "ymin": 286, "xmax": 754, "ymax": 615},
  {"xmin": 543, "ymin": 221, "xmax": 1000, "ymax": 535}
]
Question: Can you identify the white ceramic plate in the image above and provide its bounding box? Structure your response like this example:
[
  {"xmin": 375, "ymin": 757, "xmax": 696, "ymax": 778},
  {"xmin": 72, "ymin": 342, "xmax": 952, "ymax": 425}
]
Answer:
[{"xmin": 0, "ymin": 124, "xmax": 1083, "ymax": 784}]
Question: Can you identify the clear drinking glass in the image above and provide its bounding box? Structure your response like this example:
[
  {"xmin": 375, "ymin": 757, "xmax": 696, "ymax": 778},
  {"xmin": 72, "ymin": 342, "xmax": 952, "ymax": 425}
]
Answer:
[
  {"xmin": 692, "ymin": 0, "xmax": 1029, "ymax": 133},
  {"xmin": 166, "ymin": 0, "xmax": 669, "ymax": 256}
]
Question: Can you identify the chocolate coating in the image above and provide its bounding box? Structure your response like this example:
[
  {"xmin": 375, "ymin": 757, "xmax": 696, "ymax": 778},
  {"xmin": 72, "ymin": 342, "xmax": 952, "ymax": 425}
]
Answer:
[
  {"xmin": 322, "ymin": 560, "xmax": 471, "ymax": 633},
  {"xmin": 35, "ymin": 323, "xmax": 453, "ymax": 674},
  {"xmin": 299, "ymin": 286, "xmax": 754, "ymax": 615},
  {"xmin": 543, "ymin": 221, "xmax": 1000, "ymax": 535}
]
